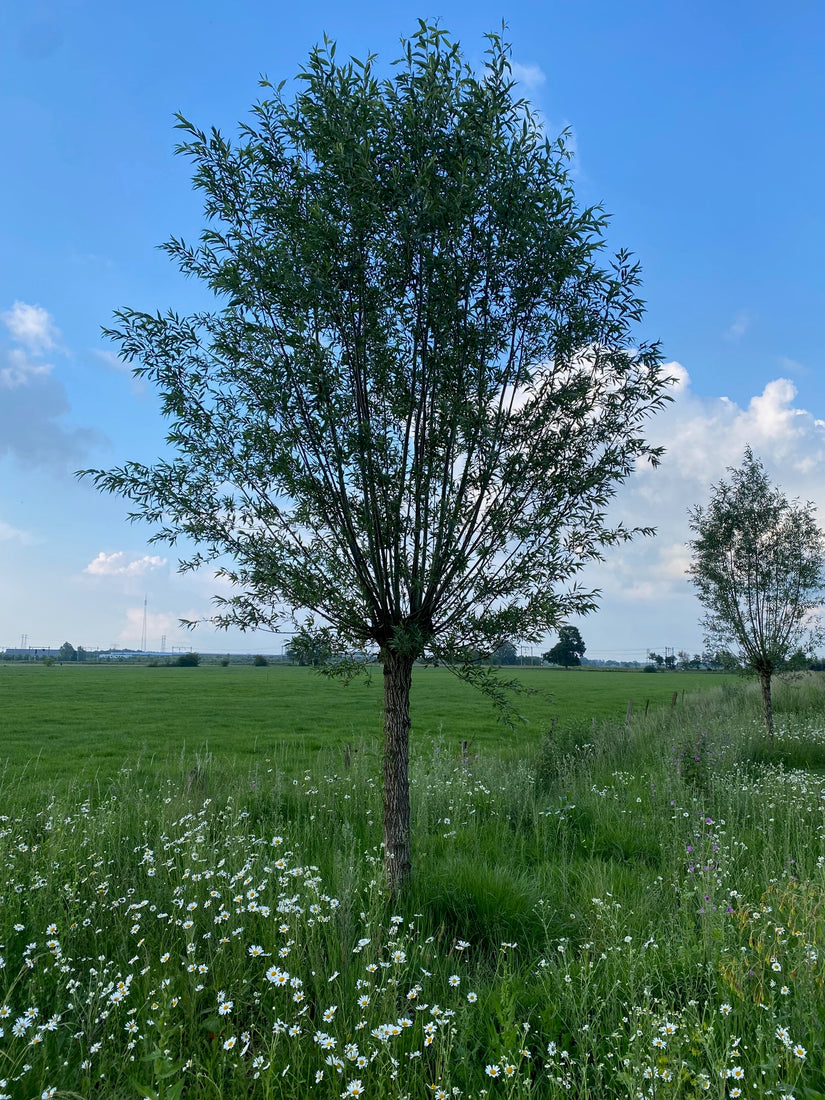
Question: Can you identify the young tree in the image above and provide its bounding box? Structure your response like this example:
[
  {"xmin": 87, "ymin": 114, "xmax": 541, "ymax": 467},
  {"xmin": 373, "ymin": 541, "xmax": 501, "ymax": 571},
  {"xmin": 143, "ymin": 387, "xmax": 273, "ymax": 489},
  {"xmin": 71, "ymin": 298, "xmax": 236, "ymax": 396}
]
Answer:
[
  {"xmin": 285, "ymin": 624, "xmax": 338, "ymax": 667},
  {"xmin": 543, "ymin": 625, "xmax": 586, "ymax": 667},
  {"xmin": 688, "ymin": 448, "xmax": 825, "ymax": 736},
  {"xmin": 491, "ymin": 640, "xmax": 519, "ymax": 666},
  {"xmin": 82, "ymin": 24, "xmax": 669, "ymax": 891}
]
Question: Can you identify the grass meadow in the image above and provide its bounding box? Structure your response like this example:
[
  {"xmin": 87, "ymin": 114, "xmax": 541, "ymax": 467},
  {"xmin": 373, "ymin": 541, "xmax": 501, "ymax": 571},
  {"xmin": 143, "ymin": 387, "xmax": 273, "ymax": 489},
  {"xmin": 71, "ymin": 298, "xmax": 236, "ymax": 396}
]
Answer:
[
  {"xmin": 0, "ymin": 665, "xmax": 729, "ymax": 785},
  {"xmin": 1, "ymin": 664, "xmax": 824, "ymax": 1099}
]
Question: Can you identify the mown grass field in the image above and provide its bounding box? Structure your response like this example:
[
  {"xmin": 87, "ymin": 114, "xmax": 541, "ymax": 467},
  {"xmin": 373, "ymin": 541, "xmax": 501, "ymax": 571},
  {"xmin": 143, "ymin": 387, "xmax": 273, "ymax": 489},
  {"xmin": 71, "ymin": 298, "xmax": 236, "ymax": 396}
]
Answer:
[
  {"xmin": 0, "ymin": 662, "xmax": 731, "ymax": 785},
  {"xmin": 1, "ymin": 666, "xmax": 825, "ymax": 1098}
]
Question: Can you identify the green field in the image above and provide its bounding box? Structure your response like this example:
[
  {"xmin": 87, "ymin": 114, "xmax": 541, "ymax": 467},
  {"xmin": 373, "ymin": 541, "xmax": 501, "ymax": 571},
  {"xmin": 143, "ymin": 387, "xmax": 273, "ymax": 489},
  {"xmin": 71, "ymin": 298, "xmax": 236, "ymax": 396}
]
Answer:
[
  {"xmin": 0, "ymin": 662, "xmax": 731, "ymax": 783},
  {"xmin": 2, "ymin": 664, "xmax": 825, "ymax": 1098}
]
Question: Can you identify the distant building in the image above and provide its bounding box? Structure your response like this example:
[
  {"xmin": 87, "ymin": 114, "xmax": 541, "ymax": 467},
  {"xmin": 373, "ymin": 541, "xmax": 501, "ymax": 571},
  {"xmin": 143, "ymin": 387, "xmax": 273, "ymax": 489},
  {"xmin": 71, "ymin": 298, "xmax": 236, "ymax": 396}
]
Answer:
[
  {"xmin": 3, "ymin": 647, "xmax": 63, "ymax": 659},
  {"xmin": 96, "ymin": 650, "xmax": 166, "ymax": 660}
]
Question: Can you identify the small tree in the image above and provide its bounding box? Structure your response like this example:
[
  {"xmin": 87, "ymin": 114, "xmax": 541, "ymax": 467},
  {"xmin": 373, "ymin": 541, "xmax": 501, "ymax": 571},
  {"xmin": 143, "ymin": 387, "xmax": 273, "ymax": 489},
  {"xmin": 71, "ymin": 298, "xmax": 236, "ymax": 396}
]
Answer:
[
  {"xmin": 688, "ymin": 448, "xmax": 825, "ymax": 736},
  {"xmin": 58, "ymin": 641, "xmax": 77, "ymax": 662},
  {"xmin": 491, "ymin": 640, "xmax": 519, "ymax": 666},
  {"xmin": 285, "ymin": 625, "xmax": 337, "ymax": 668},
  {"xmin": 82, "ymin": 24, "xmax": 668, "ymax": 891},
  {"xmin": 175, "ymin": 652, "xmax": 200, "ymax": 667},
  {"xmin": 713, "ymin": 649, "xmax": 741, "ymax": 673},
  {"xmin": 783, "ymin": 648, "xmax": 810, "ymax": 672},
  {"xmin": 543, "ymin": 625, "xmax": 585, "ymax": 668}
]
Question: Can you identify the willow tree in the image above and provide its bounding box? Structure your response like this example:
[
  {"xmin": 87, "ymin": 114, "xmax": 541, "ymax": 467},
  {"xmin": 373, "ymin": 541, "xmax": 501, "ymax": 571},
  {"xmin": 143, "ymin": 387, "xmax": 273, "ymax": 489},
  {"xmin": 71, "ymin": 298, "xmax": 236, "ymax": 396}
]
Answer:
[
  {"xmin": 688, "ymin": 448, "xmax": 825, "ymax": 736},
  {"xmin": 84, "ymin": 23, "xmax": 668, "ymax": 891}
]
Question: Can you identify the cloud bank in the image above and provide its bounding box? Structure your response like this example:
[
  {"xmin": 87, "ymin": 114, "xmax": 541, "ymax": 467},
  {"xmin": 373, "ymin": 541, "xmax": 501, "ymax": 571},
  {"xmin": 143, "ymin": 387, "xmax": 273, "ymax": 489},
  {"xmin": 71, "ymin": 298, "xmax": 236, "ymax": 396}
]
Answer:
[
  {"xmin": 592, "ymin": 363, "xmax": 825, "ymax": 622},
  {"xmin": 0, "ymin": 301, "xmax": 101, "ymax": 469},
  {"xmin": 0, "ymin": 301, "xmax": 60, "ymax": 352},
  {"xmin": 84, "ymin": 551, "xmax": 168, "ymax": 578}
]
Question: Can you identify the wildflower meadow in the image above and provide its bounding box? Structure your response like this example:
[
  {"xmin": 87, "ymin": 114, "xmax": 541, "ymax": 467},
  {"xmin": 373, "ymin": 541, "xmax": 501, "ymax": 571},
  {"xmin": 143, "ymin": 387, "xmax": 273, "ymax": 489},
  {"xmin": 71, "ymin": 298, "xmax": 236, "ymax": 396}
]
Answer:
[{"xmin": 1, "ymin": 668, "xmax": 825, "ymax": 1098}]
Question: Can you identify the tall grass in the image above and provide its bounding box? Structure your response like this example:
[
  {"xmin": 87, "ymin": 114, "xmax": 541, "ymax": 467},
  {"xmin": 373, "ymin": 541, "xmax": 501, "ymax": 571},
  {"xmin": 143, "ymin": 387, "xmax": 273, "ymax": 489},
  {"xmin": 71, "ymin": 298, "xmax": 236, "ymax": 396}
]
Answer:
[{"xmin": 0, "ymin": 675, "xmax": 824, "ymax": 1097}]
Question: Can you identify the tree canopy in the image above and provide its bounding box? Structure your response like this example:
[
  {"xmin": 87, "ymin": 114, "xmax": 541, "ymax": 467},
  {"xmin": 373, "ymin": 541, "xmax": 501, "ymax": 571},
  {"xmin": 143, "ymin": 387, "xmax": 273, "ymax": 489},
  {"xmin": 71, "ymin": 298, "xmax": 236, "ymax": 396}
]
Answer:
[
  {"xmin": 543, "ymin": 625, "xmax": 586, "ymax": 667},
  {"xmin": 492, "ymin": 640, "xmax": 519, "ymax": 666},
  {"xmin": 83, "ymin": 23, "xmax": 669, "ymax": 890},
  {"xmin": 687, "ymin": 447, "xmax": 825, "ymax": 735}
]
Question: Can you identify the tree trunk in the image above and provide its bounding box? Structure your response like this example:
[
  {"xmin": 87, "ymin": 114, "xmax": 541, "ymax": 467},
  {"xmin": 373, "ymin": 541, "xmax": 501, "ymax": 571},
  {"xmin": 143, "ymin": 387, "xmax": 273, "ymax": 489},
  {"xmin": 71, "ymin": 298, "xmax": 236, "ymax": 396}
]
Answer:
[
  {"xmin": 382, "ymin": 649, "xmax": 414, "ymax": 893},
  {"xmin": 759, "ymin": 668, "xmax": 774, "ymax": 738}
]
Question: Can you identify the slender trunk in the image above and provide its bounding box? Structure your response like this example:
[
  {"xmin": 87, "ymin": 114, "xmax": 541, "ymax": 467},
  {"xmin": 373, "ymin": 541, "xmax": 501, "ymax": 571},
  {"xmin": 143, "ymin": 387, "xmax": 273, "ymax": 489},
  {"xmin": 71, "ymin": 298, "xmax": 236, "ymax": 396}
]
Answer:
[
  {"xmin": 382, "ymin": 649, "xmax": 414, "ymax": 893},
  {"xmin": 759, "ymin": 668, "xmax": 774, "ymax": 738}
]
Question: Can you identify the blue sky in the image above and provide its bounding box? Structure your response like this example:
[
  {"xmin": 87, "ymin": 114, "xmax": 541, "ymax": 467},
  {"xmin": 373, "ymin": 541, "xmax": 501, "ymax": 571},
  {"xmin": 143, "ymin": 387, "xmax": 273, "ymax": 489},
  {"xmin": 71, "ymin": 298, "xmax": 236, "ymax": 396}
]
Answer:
[{"xmin": 1, "ymin": 0, "xmax": 824, "ymax": 659}]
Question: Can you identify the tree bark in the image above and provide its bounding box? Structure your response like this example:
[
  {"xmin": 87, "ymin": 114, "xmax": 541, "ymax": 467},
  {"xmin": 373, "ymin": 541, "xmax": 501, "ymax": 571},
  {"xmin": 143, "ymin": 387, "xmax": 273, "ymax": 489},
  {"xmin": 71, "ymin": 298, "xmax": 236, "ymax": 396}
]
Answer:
[
  {"xmin": 382, "ymin": 649, "xmax": 414, "ymax": 894},
  {"xmin": 759, "ymin": 668, "xmax": 774, "ymax": 738}
]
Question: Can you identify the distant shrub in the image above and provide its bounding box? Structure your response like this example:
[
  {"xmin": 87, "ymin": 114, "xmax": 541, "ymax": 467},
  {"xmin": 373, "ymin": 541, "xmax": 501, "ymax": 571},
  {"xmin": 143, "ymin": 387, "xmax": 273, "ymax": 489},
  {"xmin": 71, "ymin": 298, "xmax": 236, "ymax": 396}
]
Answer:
[
  {"xmin": 643, "ymin": 664, "xmax": 658, "ymax": 673},
  {"xmin": 220, "ymin": 658, "xmax": 230, "ymax": 667},
  {"xmin": 175, "ymin": 652, "xmax": 200, "ymax": 667},
  {"xmin": 252, "ymin": 655, "xmax": 269, "ymax": 666}
]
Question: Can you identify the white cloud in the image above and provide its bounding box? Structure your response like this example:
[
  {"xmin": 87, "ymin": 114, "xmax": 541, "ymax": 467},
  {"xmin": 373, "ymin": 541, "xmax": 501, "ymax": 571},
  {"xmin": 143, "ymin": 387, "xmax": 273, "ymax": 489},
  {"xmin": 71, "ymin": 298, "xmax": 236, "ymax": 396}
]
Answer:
[
  {"xmin": 91, "ymin": 348, "xmax": 130, "ymax": 374},
  {"xmin": 778, "ymin": 355, "xmax": 809, "ymax": 378},
  {"xmin": 589, "ymin": 363, "xmax": 825, "ymax": 632},
  {"xmin": 0, "ymin": 302, "xmax": 57, "ymax": 389},
  {"xmin": 0, "ymin": 346, "xmax": 52, "ymax": 388},
  {"xmin": 510, "ymin": 61, "xmax": 547, "ymax": 91},
  {"xmin": 84, "ymin": 551, "xmax": 168, "ymax": 577},
  {"xmin": 115, "ymin": 605, "xmax": 210, "ymax": 649},
  {"xmin": 90, "ymin": 346, "xmax": 147, "ymax": 395},
  {"xmin": 0, "ymin": 519, "xmax": 32, "ymax": 544},
  {"xmin": 725, "ymin": 310, "xmax": 750, "ymax": 341},
  {"xmin": 116, "ymin": 606, "xmax": 182, "ymax": 648},
  {"xmin": 1, "ymin": 301, "xmax": 60, "ymax": 352},
  {"xmin": 0, "ymin": 300, "xmax": 101, "ymax": 469}
]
